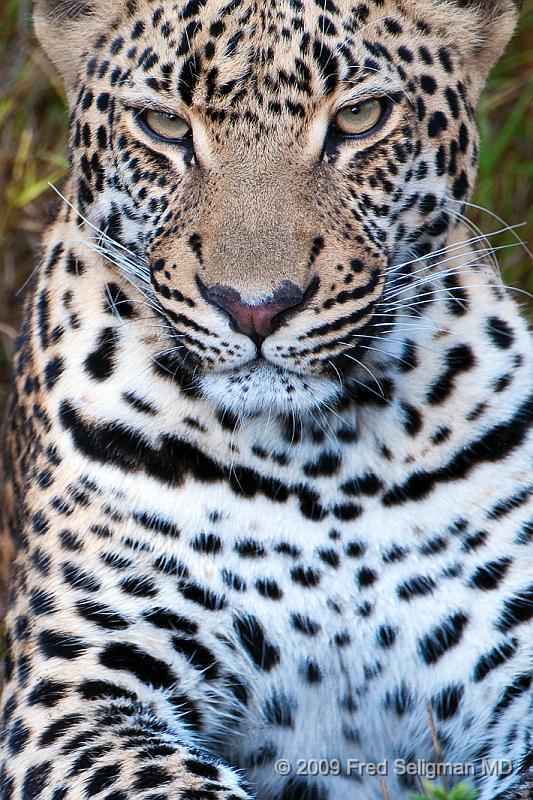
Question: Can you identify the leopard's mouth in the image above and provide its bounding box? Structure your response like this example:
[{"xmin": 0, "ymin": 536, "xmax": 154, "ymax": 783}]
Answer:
[
  {"xmin": 197, "ymin": 359, "xmax": 343, "ymax": 418},
  {"xmin": 153, "ymin": 304, "xmax": 384, "ymax": 416}
]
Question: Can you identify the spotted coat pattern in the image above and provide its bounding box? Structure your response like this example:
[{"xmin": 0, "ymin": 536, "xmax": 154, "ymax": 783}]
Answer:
[{"xmin": 1, "ymin": 0, "xmax": 532, "ymax": 799}]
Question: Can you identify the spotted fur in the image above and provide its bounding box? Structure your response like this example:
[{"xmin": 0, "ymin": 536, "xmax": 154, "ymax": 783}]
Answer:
[{"xmin": 1, "ymin": 0, "xmax": 532, "ymax": 799}]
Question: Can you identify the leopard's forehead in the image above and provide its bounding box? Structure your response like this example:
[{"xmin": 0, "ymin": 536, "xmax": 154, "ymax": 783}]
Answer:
[{"xmin": 101, "ymin": 0, "xmax": 463, "ymax": 126}]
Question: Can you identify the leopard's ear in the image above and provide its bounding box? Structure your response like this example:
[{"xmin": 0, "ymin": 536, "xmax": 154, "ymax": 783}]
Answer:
[
  {"xmin": 33, "ymin": 0, "xmax": 121, "ymax": 97},
  {"xmin": 439, "ymin": 0, "xmax": 521, "ymax": 83}
]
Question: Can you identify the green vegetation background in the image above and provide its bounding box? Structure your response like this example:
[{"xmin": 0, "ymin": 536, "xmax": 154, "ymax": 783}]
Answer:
[{"xmin": 1, "ymin": 0, "xmax": 532, "ymax": 417}]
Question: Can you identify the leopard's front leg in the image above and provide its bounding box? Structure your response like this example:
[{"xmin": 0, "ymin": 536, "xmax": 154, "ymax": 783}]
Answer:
[
  {"xmin": 1, "ymin": 688, "xmax": 251, "ymax": 800},
  {"xmin": 0, "ymin": 539, "xmax": 254, "ymax": 800}
]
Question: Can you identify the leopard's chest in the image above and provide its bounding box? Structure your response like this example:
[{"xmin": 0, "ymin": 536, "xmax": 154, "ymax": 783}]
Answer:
[{"xmin": 88, "ymin": 461, "xmax": 522, "ymax": 711}]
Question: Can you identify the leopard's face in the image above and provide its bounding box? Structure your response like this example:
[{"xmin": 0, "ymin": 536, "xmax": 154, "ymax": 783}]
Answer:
[{"xmin": 37, "ymin": 0, "xmax": 520, "ymax": 417}]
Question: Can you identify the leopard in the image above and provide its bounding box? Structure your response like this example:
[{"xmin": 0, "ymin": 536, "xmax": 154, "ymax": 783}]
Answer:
[{"xmin": 1, "ymin": 0, "xmax": 532, "ymax": 799}]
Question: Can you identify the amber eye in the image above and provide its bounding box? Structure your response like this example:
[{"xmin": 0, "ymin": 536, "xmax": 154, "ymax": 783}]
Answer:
[
  {"xmin": 332, "ymin": 98, "xmax": 389, "ymax": 137},
  {"xmin": 138, "ymin": 110, "xmax": 191, "ymax": 141}
]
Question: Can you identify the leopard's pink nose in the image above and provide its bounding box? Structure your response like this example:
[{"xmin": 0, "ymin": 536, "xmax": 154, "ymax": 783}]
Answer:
[{"xmin": 202, "ymin": 282, "xmax": 306, "ymax": 342}]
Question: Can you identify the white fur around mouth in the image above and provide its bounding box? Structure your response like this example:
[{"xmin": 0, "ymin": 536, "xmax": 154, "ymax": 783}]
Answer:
[{"xmin": 198, "ymin": 360, "xmax": 342, "ymax": 418}]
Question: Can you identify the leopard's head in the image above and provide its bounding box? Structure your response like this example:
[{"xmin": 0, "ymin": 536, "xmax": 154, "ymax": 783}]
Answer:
[{"xmin": 35, "ymin": 0, "xmax": 520, "ymax": 417}]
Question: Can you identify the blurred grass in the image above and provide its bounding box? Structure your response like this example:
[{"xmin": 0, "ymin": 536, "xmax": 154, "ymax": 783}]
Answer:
[
  {"xmin": 410, "ymin": 782, "xmax": 478, "ymax": 800},
  {"xmin": 0, "ymin": 0, "xmax": 532, "ymax": 413}
]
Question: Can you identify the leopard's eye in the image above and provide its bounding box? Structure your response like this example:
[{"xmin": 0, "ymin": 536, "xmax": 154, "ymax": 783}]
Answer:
[
  {"xmin": 332, "ymin": 98, "xmax": 389, "ymax": 137},
  {"xmin": 138, "ymin": 110, "xmax": 191, "ymax": 141}
]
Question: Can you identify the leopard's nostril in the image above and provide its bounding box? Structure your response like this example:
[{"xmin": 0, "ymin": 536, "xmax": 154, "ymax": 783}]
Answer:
[{"xmin": 201, "ymin": 281, "xmax": 306, "ymax": 343}]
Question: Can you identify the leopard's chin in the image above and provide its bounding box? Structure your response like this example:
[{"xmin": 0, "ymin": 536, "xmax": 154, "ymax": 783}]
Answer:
[{"xmin": 198, "ymin": 360, "xmax": 342, "ymax": 419}]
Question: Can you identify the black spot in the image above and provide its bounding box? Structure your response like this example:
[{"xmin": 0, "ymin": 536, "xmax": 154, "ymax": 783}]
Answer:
[
  {"xmin": 341, "ymin": 473, "xmax": 383, "ymax": 496},
  {"xmin": 255, "ymin": 578, "xmax": 283, "ymax": 600},
  {"xmin": 84, "ymin": 327, "xmax": 118, "ymax": 381},
  {"xmin": 332, "ymin": 502, "xmax": 362, "ymax": 521},
  {"xmin": 134, "ymin": 766, "xmax": 172, "ymax": 792},
  {"xmin": 516, "ymin": 519, "xmax": 533, "ymax": 545},
  {"xmin": 384, "ymin": 17, "xmax": 402, "ymax": 34},
  {"xmin": 264, "ymin": 691, "xmax": 294, "ymax": 728},
  {"xmin": 473, "ymin": 639, "xmax": 518, "ymax": 682},
  {"xmin": 491, "ymin": 673, "xmax": 531, "ymax": 722},
  {"xmin": 96, "ymin": 92, "xmax": 110, "ymax": 111},
  {"xmin": 496, "ymin": 584, "xmax": 533, "ymax": 633},
  {"xmin": 486, "ymin": 317, "xmax": 514, "ymax": 350},
  {"xmin": 398, "ymin": 575, "xmax": 436, "ymax": 601},
  {"xmin": 469, "ymin": 558, "xmax": 511, "ymax": 591},
  {"xmin": 291, "ymin": 565, "xmax": 321, "ymax": 587},
  {"xmin": 345, "ymin": 540, "xmax": 366, "ymax": 558},
  {"xmin": 431, "ymin": 426, "xmax": 451, "ymax": 445},
  {"xmin": 303, "ymin": 451, "xmax": 341, "ymax": 478},
  {"xmin": 30, "ymin": 589, "xmax": 56, "ymax": 616},
  {"xmin": 461, "ymin": 529, "xmax": 488, "ymax": 553},
  {"xmin": 357, "ymin": 567, "xmax": 377, "ymax": 588},
  {"xmin": 44, "ymin": 357, "xmax": 64, "ymax": 390},
  {"xmin": 104, "ymin": 282, "xmax": 136, "ymax": 318},
  {"xmin": 400, "ymin": 402, "xmax": 422, "ymax": 436},
  {"xmin": 291, "ymin": 614, "xmax": 321, "ymax": 636},
  {"xmin": 438, "ymin": 47, "xmax": 453, "ymax": 74},
  {"xmin": 316, "ymin": 548, "xmax": 340, "ymax": 568},
  {"xmin": 32, "ymin": 511, "xmax": 49, "ymax": 536},
  {"xmin": 452, "ymin": 170, "xmax": 469, "ymax": 199},
  {"xmin": 79, "ymin": 680, "xmax": 137, "ymax": 701},
  {"xmin": 81, "ymin": 90, "xmax": 93, "ymax": 110},
  {"xmin": 418, "ymin": 612, "xmax": 469, "ymax": 665},
  {"xmin": 99, "ymin": 642, "xmax": 177, "ymax": 689},
  {"xmin": 120, "ymin": 575, "xmax": 158, "ymax": 598},
  {"xmin": 134, "ymin": 511, "xmax": 181, "ymax": 537},
  {"xmin": 234, "ymin": 614, "xmax": 280, "ymax": 671},
  {"xmin": 122, "ymin": 391, "xmax": 157, "ymax": 415},
  {"xmin": 177, "ymin": 52, "xmax": 200, "ymax": 105},
  {"xmin": 274, "ymin": 542, "xmax": 301, "ymax": 558},
  {"xmin": 419, "ymin": 193, "xmax": 438, "ymax": 214},
  {"xmin": 445, "ymin": 87, "xmax": 459, "ymax": 118},
  {"xmin": 22, "ymin": 761, "xmax": 51, "ymax": 800},
  {"xmin": 397, "ymin": 46, "xmax": 413, "ymax": 62},
  {"xmin": 426, "ymin": 344, "xmax": 475, "ymax": 405},
  {"xmin": 143, "ymin": 607, "xmax": 197, "ymax": 633},
  {"xmin": 8, "ymin": 718, "xmax": 30, "ymax": 755},
  {"xmin": 75, "ymin": 599, "xmax": 130, "ymax": 630},
  {"xmin": 172, "ymin": 636, "xmax": 219, "ymax": 680},
  {"xmin": 431, "ymin": 684, "xmax": 464, "ymax": 720},
  {"xmin": 221, "ymin": 569, "xmax": 247, "ymax": 592},
  {"xmin": 69, "ymin": 744, "xmax": 112, "ymax": 776},
  {"xmin": 376, "ymin": 624, "xmax": 397, "ymax": 648},
  {"xmin": 384, "ymin": 682, "xmax": 413, "ymax": 717},
  {"xmin": 180, "ymin": 0, "xmax": 207, "ymax": 20},
  {"xmin": 303, "ymin": 659, "xmax": 322, "ymax": 683},
  {"xmin": 190, "ymin": 532, "xmax": 222, "ymax": 554},
  {"xmin": 398, "ymin": 340, "xmax": 418, "ymax": 372},
  {"xmin": 428, "ymin": 111, "xmax": 448, "ymax": 137},
  {"xmin": 39, "ymin": 713, "xmax": 83, "ymax": 746},
  {"xmin": 131, "ymin": 20, "xmax": 145, "ymax": 38},
  {"xmin": 420, "ymin": 75, "xmax": 437, "ymax": 94},
  {"xmin": 180, "ymin": 581, "xmax": 226, "ymax": 611},
  {"xmin": 313, "ymin": 39, "xmax": 339, "ymax": 93},
  {"xmin": 38, "ymin": 630, "xmax": 88, "ymax": 660},
  {"xmin": 28, "ymin": 679, "xmax": 69, "ymax": 707},
  {"xmin": 86, "ymin": 764, "xmax": 121, "ymax": 797},
  {"xmin": 62, "ymin": 562, "xmax": 101, "ymax": 593},
  {"xmin": 183, "ymin": 759, "xmax": 219, "ymax": 781}
]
